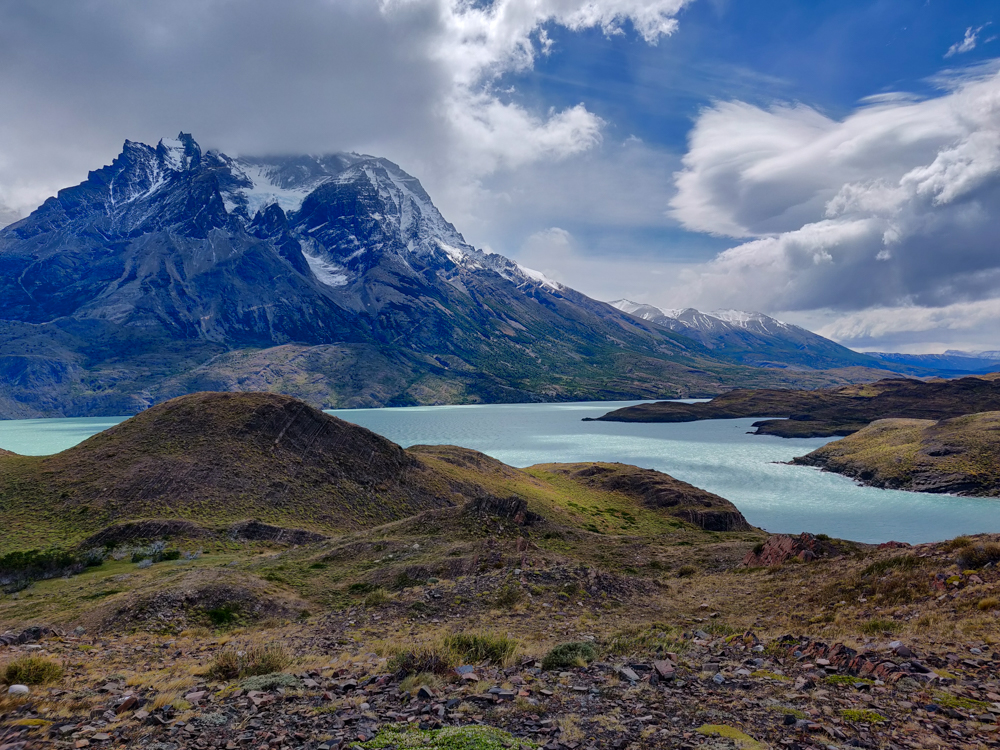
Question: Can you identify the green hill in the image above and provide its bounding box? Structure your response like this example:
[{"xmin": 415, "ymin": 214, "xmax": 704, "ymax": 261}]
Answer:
[
  {"xmin": 0, "ymin": 392, "xmax": 751, "ymax": 553},
  {"xmin": 793, "ymin": 411, "xmax": 1000, "ymax": 496}
]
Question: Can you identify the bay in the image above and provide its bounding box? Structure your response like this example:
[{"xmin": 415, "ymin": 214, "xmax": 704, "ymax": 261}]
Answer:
[{"xmin": 0, "ymin": 400, "xmax": 997, "ymax": 544}]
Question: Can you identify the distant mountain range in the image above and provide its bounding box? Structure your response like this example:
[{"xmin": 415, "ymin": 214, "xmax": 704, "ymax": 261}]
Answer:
[
  {"xmin": 863, "ymin": 350, "xmax": 1000, "ymax": 375},
  {"xmin": 0, "ymin": 134, "xmax": 908, "ymax": 418},
  {"xmin": 608, "ymin": 301, "xmax": 881, "ymax": 371}
]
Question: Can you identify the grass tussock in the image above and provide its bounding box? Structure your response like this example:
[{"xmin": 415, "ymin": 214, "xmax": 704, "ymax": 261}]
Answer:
[
  {"xmin": 3, "ymin": 656, "xmax": 63, "ymax": 685},
  {"xmin": 957, "ymin": 542, "xmax": 1000, "ymax": 570},
  {"xmin": 492, "ymin": 581, "xmax": 525, "ymax": 609},
  {"xmin": 388, "ymin": 646, "xmax": 456, "ymax": 677},
  {"xmin": 207, "ymin": 644, "xmax": 289, "ymax": 681},
  {"xmin": 399, "ymin": 672, "xmax": 441, "ymax": 693},
  {"xmin": 443, "ymin": 632, "xmax": 519, "ymax": 666},
  {"xmin": 860, "ymin": 618, "xmax": 896, "ymax": 636},
  {"xmin": 604, "ymin": 624, "xmax": 683, "ymax": 657},
  {"xmin": 364, "ymin": 587, "xmax": 390, "ymax": 608}
]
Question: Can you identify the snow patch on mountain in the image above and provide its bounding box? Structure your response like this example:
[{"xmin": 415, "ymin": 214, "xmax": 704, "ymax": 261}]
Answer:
[
  {"xmin": 159, "ymin": 138, "xmax": 196, "ymax": 172},
  {"xmin": 302, "ymin": 245, "xmax": 349, "ymax": 287},
  {"xmin": 232, "ymin": 162, "xmax": 327, "ymax": 216},
  {"xmin": 710, "ymin": 309, "xmax": 792, "ymax": 332},
  {"xmin": 515, "ymin": 264, "xmax": 561, "ymax": 291}
]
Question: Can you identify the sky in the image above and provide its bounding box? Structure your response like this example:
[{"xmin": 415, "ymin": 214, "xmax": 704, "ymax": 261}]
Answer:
[{"xmin": 0, "ymin": 0, "xmax": 998, "ymax": 354}]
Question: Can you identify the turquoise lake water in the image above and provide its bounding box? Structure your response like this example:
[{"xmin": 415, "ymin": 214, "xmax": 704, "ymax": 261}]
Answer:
[{"xmin": 0, "ymin": 400, "xmax": 997, "ymax": 544}]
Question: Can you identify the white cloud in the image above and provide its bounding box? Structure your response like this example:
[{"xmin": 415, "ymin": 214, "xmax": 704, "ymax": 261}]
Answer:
[
  {"xmin": 0, "ymin": 0, "xmax": 691, "ymax": 220},
  {"xmin": 663, "ymin": 63, "xmax": 1000, "ymax": 340},
  {"xmin": 945, "ymin": 24, "xmax": 989, "ymax": 58}
]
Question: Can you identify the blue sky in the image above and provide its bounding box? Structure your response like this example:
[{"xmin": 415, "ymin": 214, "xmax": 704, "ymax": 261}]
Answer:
[
  {"xmin": 0, "ymin": 0, "xmax": 998, "ymax": 352},
  {"xmin": 496, "ymin": 0, "xmax": 998, "ymax": 264}
]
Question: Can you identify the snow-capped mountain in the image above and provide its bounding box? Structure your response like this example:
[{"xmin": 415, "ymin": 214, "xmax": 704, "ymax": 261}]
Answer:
[
  {"xmin": 610, "ymin": 300, "xmax": 881, "ymax": 371},
  {"xmin": 0, "ymin": 133, "xmax": 751, "ymax": 417}
]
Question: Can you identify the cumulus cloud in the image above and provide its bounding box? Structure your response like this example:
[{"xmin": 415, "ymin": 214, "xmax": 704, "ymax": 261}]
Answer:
[
  {"xmin": 0, "ymin": 0, "xmax": 689, "ymax": 225},
  {"xmin": 665, "ymin": 62, "xmax": 1000, "ymax": 340}
]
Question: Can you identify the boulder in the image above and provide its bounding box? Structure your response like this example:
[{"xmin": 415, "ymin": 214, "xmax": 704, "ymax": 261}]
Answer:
[{"xmin": 742, "ymin": 533, "xmax": 839, "ymax": 567}]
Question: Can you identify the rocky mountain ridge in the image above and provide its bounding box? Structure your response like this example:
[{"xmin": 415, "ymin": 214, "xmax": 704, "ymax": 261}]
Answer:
[{"xmin": 0, "ymin": 134, "xmax": 893, "ymax": 417}]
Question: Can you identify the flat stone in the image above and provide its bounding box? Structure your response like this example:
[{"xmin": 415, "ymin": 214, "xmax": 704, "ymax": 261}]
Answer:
[
  {"xmin": 618, "ymin": 666, "xmax": 640, "ymax": 682},
  {"xmin": 7, "ymin": 685, "xmax": 29, "ymax": 695}
]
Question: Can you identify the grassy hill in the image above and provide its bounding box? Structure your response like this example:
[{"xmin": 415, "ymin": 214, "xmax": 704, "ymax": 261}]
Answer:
[
  {"xmin": 794, "ymin": 411, "xmax": 1000, "ymax": 496},
  {"xmin": 0, "ymin": 392, "xmax": 752, "ymax": 553}
]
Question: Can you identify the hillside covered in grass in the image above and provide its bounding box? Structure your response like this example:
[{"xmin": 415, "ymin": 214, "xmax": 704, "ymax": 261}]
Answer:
[
  {"xmin": 794, "ymin": 411, "xmax": 1000, "ymax": 496},
  {"xmin": 0, "ymin": 392, "xmax": 752, "ymax": 553}
]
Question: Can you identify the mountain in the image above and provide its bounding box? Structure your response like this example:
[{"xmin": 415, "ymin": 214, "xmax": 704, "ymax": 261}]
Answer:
[
  {"xmin": 609, "ymin": 300, "xmax": 881, "ymax": 371},
  {"xmin": 865, "ymin": 350, "xmax": 1000, "ymax": 375},
  {"xmin": 0, "ymin": 205, "xmax": 20, "ymax": 229},
  {"xmin": 0, "ymin": 134, "xmax": 892, "ymax": 418}
]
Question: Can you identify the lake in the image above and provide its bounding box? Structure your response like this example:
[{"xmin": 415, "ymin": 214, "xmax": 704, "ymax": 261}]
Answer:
[{"xmin": 0, "ymin": 400, "xmax": 997, "ymax": 544}]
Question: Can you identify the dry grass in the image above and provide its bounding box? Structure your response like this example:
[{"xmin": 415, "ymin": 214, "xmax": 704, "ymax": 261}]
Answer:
[
  {"xmin": 3, "ymin": 655, "xmax": 63, "ymax": 685},
  {"xmin": 207, "ymin": 643, "xmax": 289, "ymax": 681}
]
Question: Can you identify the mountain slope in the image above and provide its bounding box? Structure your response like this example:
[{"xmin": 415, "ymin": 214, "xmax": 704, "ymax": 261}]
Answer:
[
  {"xmin": 0, "ymin": 135, "xmax": 890, "ymax": 417},
  {"xmin": 610, "ymin": 300, "xmax": 882, "ymax": 371}
]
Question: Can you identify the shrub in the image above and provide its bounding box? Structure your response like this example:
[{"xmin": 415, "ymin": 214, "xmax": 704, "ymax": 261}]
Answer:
[
  {"xmin": 751, "ymin": 543, "xmax": 765, "ymax": 555},
  {"xmin": 208, "ymin": 644, "xmax": 289, "ymax": 681},
  {"xmin": 364, "ymin": 587, "xmax": 390, "ymax": 608},
  {"xmin": 388, "ymin": 646, "xmax": 454, "ymax": 677},
  {"xmin": 541, "ymin": 641, "xmax": 596, "ymax": 670},
  {"xmin": 977, "ymin": 597, "xmax": 1000, "ymax": 611},
  {"xmin": 677, "ymin": 565, "xmax": 697, "ymax": 578},
  {"xmin": 443, "ymin": 632, "xmax": 519, "ymax": 666},
  {"xmin": 4, "ymin": 656, "xmax": 63, "ymax": 685},
  {"xmin": 958, "ymin": 543, "xmax": 1000, "ymax": 570},
  {"xmin": 206, "ymin": 604, "xmax": 240, "ymax": 627},
  {"xmin": 492, "ymin": 581, "xmax": 525, "ymax": 608}
]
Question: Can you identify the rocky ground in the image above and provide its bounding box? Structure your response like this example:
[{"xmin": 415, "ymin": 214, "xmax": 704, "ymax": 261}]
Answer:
[{"xmin": 3, "ymin": 534, "xmax": 1000, "ymax": 750}]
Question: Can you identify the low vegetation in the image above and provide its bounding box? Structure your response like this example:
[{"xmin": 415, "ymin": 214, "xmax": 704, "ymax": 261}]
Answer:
[
  {"xmin": 3, "ymin": 656, "xmax": 64, "ymax": 685},
  {"xmin": 208, "ymin": 644, "xmax": 290, "ymax": 681},
  {"xmin": 541, "ymin": 642, "xmax": 597, "ymax": 670}
]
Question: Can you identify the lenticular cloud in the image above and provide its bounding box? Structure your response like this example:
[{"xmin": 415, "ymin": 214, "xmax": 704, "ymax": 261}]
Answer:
[{"xmin": 669, "ymin": 64, "xmax": 1000, "ymax": 325}]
